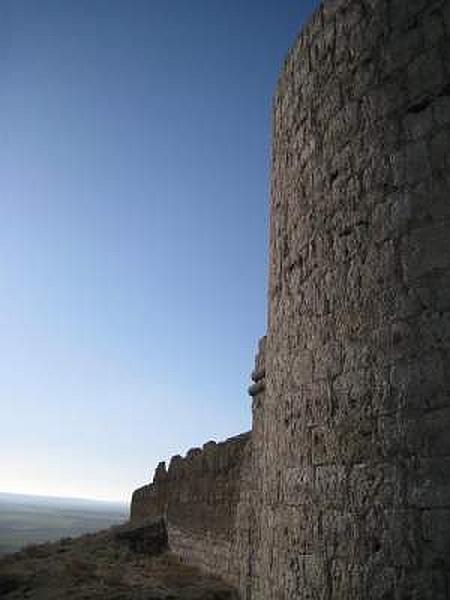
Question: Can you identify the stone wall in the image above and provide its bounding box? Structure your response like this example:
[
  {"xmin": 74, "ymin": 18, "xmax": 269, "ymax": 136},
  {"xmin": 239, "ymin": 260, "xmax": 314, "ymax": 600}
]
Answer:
[
  {"xmin": 132, "ymin": 0, "xmax": 450, "ymax": 597},
  {"xmin": 131, "ymin": 431, "xmax": 251, "ymax": 586},
  {"xmin": 258, "ymin": 0, "xmax": 450, "ymax": 597},
  {"xmin": 231, "ymin": 337, "xmax": 266, "ymax": 598}
]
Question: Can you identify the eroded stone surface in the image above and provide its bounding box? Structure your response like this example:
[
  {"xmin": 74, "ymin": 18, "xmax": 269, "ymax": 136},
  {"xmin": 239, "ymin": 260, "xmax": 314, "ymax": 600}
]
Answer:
[
  {"xmin": 131, "ymin": 432, "xmax": 251, "ymax": 586},
  {"xmin": 132, "ymin": 0, "xmax": 450, "ymax": 597},
  {"xmin": 258, "ymin": 0, "xmax": 450, "ymax": 597}
]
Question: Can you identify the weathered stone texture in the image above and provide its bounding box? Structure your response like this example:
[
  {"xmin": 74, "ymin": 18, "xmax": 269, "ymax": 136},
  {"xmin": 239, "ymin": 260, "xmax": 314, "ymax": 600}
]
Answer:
[
  {"xmin": 130, "ymin": 431, "xmax": 251, "ymax": 586},
  {"xmin": 258, "ymin": 0, "xmax": 450, "ymax": 597},
  {"xmin": 131, "ymin": 0, "xmax": 450, "ymax": 597},
  {"xmin": 232, "ymin": 337, "xmax": 266, "ymax": 599}
]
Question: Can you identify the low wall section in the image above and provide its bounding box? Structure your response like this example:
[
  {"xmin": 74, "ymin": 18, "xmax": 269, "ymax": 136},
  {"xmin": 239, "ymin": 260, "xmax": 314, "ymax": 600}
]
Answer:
[{"xmin": 131, "ymin": 431, "xmax": 251, "ymax": 585}]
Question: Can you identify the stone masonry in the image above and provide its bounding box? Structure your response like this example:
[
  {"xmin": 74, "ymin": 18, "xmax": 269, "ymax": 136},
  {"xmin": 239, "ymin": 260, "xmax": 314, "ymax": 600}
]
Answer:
[
  {"xmin": 259, "ymin": 0, "xmax": 450, "ymax": 597},
  {"xmin": 132, "ymin": 0, "xmax": 450, "ymax": 597},
  {"xmin": 131, "ymin": 432, "xmax": 251, "ymax": 586}
]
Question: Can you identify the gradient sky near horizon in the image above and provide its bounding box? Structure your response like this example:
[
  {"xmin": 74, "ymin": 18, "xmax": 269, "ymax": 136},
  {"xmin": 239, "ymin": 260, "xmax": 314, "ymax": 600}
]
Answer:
[{"xmin": 1, "ymin": 0, "xmax": 318, "ymax": 503}]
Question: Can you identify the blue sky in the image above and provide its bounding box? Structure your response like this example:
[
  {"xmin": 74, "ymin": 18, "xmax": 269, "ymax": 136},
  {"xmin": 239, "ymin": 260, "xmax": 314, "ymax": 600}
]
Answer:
[{"xmin": 1, "ymin": 0, "xmax": 318, "ymax": 502}]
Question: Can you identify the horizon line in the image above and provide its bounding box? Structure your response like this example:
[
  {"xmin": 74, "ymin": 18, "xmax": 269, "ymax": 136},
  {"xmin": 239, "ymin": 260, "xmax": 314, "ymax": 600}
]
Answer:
[{"xmin": 0, "ymin": 489, "xmax": 129, "ymax": 506}]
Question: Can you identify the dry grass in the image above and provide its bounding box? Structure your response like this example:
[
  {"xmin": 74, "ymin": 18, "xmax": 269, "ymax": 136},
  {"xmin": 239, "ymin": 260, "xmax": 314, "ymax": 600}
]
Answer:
[{"xmin": 0, "ymin": 528, "xmax": 238, "ymax": 599}]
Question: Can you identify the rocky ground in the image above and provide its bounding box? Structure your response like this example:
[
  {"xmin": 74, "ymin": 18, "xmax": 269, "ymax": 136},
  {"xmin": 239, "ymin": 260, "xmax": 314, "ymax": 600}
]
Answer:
[{"xmin": 0, "ymin": 521, "xmax": 238, "ymax": 600}]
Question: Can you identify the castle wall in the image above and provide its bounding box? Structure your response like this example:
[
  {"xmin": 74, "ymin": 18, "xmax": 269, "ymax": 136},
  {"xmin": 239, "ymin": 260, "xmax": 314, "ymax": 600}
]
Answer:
[
  {"xmin": 131, "ymin": 1, "xmax": 450, "ymax": 597},
  {"xmin": 232, "ymin": 337, "xmax": 266, "ymax": 599},
  {"xmin": 130, "ymin": 431, "xmax": 250, "ymax": 586},
  {"xmin": 260, "ymin": 0, "xmax": 450, "ymax": 597}
]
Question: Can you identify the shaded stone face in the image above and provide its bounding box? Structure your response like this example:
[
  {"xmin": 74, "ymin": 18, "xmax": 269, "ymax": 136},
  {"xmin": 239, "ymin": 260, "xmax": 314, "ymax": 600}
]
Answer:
[
  {"xmin": 259, "ymin": 0, "xmax": 450, "ymax": 597},
  {"xmin": 114, "ymin": 518, "xmax": 168, "ymax": 555},
  {"xmin": 130, "ymin": 432, "xmax": 251, "ymax": 586},
  {"xmin": 131, "ymin": 0, "xmax": 450, "ymax": 597}
]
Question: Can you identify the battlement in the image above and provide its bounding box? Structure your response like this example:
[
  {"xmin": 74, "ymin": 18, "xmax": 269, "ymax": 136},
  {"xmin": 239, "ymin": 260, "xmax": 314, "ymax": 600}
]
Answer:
[
  {"xmin": 132, "ymin": 0, "xmax": 450, "ymax": 596},
  {"xmin": 130, "ymin": 431, "xmax": 251, "ymax": 585}
]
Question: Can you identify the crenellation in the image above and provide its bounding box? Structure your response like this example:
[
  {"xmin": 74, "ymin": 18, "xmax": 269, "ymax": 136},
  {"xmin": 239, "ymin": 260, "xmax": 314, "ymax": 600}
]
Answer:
[
  {"xmin": 130, "ymin": 431, "xmax": 251, "ymax": 585},
  {"xmin": 153, "ymin": 461, "xmax": 167, "ymax": 482},
  {"xmin": 131, "ymin": 0, "xmax": 450, "ymax": 596}
]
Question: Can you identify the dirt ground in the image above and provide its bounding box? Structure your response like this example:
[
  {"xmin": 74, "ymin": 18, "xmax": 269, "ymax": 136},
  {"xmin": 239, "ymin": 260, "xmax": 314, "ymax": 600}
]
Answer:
[{"xmin": 0, "ymin": 528, "xmax": 238, "ymax": 599}]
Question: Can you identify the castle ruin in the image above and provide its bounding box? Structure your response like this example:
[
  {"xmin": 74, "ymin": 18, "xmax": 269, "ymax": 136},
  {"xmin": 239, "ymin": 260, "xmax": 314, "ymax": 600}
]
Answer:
[{"xmin": 132, "ymin": 0, "xmax": 450, "ymax": 597}]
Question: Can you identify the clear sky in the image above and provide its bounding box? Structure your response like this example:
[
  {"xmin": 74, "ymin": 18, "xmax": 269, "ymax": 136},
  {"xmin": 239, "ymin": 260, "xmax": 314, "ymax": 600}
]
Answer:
[{"xmin": 1, "ymin": 0, "xmax": 319, "ymax": 503}]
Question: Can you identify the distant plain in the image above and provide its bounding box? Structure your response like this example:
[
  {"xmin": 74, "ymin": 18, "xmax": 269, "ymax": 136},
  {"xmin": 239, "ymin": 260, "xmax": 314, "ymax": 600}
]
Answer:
[{"xmin": 0, "ymin": 492, "xmax": 127, "ymax": 555}]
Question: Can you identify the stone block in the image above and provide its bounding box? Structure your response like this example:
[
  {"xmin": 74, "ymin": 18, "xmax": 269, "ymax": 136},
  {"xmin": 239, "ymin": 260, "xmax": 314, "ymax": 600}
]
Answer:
[
  {"xmin": 388, "ymin": 148, "xmax": 407, "ymax": 188},
  {"xmin": 321, "ymin": 512, "xmax": 356, "ymax": 560},
  {"xmin": 417, "ymin": 311, "xmax": 450, "ymax": 350},
  {"xmin": 433, "ymin": 95, "xmax": 450, "ymax": 126},
  {"xmin": 283, "ymin": 466, "xmax": 316, "ymax": 506},
  {"xmin": 329, "ymin": 561, "xmax": 363, "ymax": 599},
  {"xmin": 314, "ymin": 341, "xmax": 342, "ymax": 380},
  {"xmin": 382, "ymin": 25, "xmax": 424, "ymax": 74},
  {"xmin": 407, "ymin": 457, "xmax": 450, "ymax": 507},
  {"xmin": 403, "ymin": 104, "xmax": 433, "ymax": 141},
  {"xmin": 395, "ymin": 568, "xmax": 449, "ymax": 600},
  {"xmin": 407, "ymin": 48, "xmax": 444, "ymax": 103},
  {"xmin": 434, "ymin": 270, "xmax": 450, "ymax": 311},
  {"xmin": 378, "ymin": 413, "xmax": 406, "ymax": 459},
  {"xmin": 405, "ymin": 139, "xmax": 431, "ymax": 185},
  {"xmin": 423, "ymin": 9, "xmax": 446, "ymax": 48},
  {"xmin": 362, "ymin": 564, "xmax": 398, "ymax": 599},
  {"xmin": 405, "ymin": 177, "xmax": 450, "ymax": 230},
  {"xmin": 337, "ymin": 417, "xmax": 379, "ymax": 464},
  {"xmin": 292, "ymin": 349, "xmax": 314, "ymax": 385},
  {"xmin": 370, "ymin": 319, "xmax": 417, "ymax": 364},
  {"xmin": 402, "ymin": 222, "xmax": 450, "ymax": 282},
  {"xmin": 443, "ymin": 2, "xmax": 450, "ymax": 35},
  {"xmin": 380, "ymin": 509, "xmax": 424, "ymax": 568},
  {"xmin": 315, "ymin": 464, "xmax": 346, "ymax": 510},
  {"xmin": 321, "ymin": 0, "xmax": 349, "ymax": 24},
  {"xmin": 348, "ymin": 463, "xmax": 400, "ymax": 509},
  {"xmin": 279, "ymin": 506, "xmax": 320, "ymax": 555},
  {"xmin": 422, "ymin": 509, "xmax": 450, "ymax": 561},
  {"xmin": 388, "ymin": 353, "xmax": 450, "ymax": 411},
  {"xmin": 404, "ymin": 407, "xmax": 450, "ymax": 456},
  {"xmin": 390, "ymin": 0, "xmax": 442, "ymax": 31},
  {"xmin": 430, "ymin": 127, "xmax": 450, "ymax": 174}
]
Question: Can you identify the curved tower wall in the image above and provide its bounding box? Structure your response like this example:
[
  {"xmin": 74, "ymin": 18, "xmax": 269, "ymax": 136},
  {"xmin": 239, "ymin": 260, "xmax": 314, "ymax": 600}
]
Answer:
[{"xmin": 262, "ymin": 0, "xmax": 450, "ymax": 597}]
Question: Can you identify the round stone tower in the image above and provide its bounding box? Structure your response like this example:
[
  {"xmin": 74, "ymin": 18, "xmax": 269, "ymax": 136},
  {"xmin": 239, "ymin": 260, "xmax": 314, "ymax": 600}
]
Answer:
[{"xmin": 259, "ymin": 0, "xmax": 450, "ymax": 597}]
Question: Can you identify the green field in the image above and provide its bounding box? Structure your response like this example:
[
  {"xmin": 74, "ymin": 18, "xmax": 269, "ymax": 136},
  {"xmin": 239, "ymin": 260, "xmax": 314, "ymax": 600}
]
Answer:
[{"xmin": 0, "ymin": 492, "xmax": 128, "ymax": 555}]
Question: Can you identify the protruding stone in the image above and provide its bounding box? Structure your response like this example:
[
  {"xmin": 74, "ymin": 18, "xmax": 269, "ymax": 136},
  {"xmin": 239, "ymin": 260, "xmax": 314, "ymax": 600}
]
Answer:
[{"xmin": 153, "ymin": 461, "xmax": 167, "ymax": 483}]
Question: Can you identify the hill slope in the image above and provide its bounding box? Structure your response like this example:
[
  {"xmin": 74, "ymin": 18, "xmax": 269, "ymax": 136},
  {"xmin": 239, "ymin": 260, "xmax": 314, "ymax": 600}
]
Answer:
[{"xmin": 0, "ymin": 522, "xmax": 237, "ymax": 599}]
